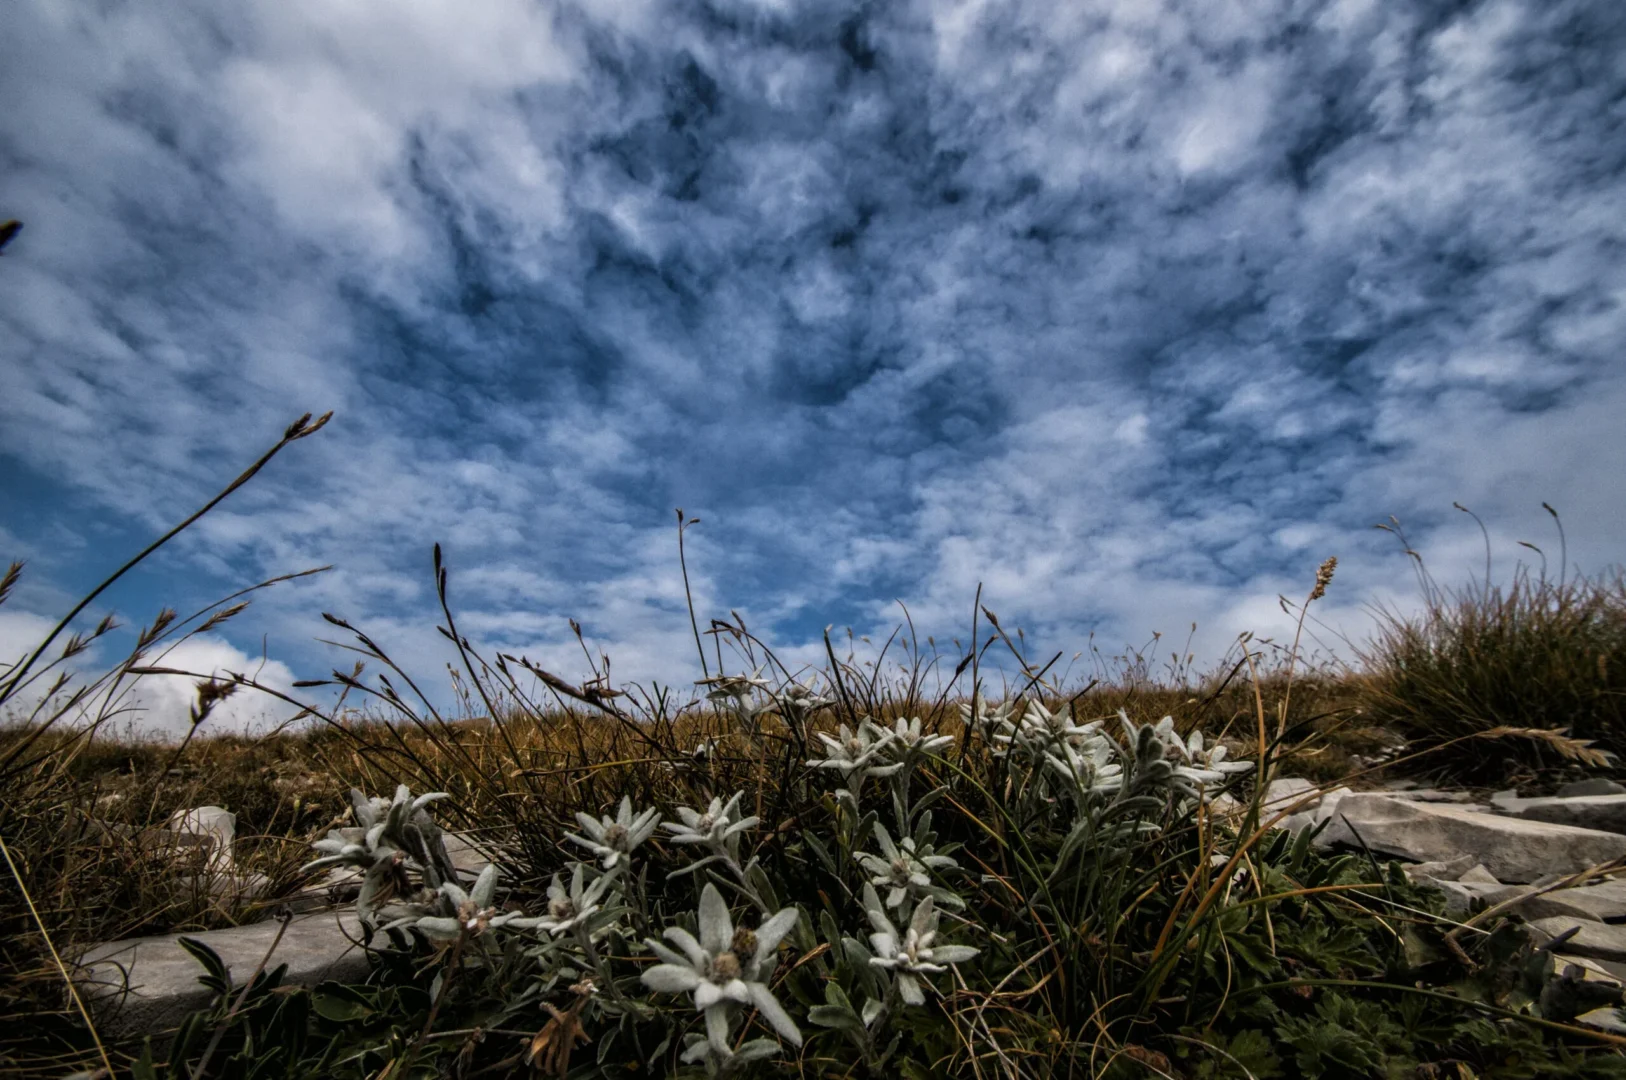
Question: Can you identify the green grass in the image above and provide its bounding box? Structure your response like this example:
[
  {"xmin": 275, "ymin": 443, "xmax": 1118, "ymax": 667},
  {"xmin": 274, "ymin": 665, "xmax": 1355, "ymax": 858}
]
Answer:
[{"xmin": 3, "ymin": 416, "xmax": 1625, "ymax": 1079}]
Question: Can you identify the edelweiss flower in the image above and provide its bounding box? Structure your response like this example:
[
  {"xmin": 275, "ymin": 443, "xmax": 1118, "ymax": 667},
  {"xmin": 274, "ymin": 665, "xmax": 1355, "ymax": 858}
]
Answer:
[
  {"xmin": 1170, "ymin": 728, "xmax": 1255, "ymax": 787},
  {"xmin": 566, "ymin": 795, "xmax": 661, "ymax": 870},
  {"xmin": 958, "ymin": 693, "xmax": 1013, "ymax": 737},
  {"xmin": 641, "ymin": 883, "xmax": 803, "ymax": 1057},
  {"xmin": 857, "ymin": 823, "xmax": 959, "ymax": 909},
  {"xmin": 698, "ymin": 668, "xmax": 772, "ymax": 712},
  {"xmin": 1043, "ymin": 735, "xmax": 1124, "ymax": 794},
  {"xmin": 883, "ymin": 716, "xmax": 954, "ymax": 760},
  {"xmin": 808, "ymin": 721, "xmax": 903, "ymax": 792},
  {"xmin": 663, "ymin": 791, "xmax": 759, "ymax": 851},
  {"xmin": 534, "ymin": 863, "xmax": 615, "ymax": 937},
  {"xmin": 409, "ymin": 864, "xmax": 541, "ymax": 941},
  {"xmin": 865, "ymin": 889, "xmax": 978, "ymax": 1006}
]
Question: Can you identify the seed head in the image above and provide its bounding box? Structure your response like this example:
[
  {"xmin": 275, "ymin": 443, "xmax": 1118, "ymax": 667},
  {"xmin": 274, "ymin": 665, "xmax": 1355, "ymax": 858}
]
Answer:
[{"xmin": 1310, "ymin": 556, "xmax": 1337, "ymax": 601}]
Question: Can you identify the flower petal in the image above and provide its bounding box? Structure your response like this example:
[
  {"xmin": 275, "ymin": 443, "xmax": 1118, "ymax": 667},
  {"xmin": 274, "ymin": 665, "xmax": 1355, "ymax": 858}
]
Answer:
[
  {"xmin": 748, "ymin": 982, "xmax": 804, "ymax": 1046},
  {"xmin": 664, "ymin": 927, "xmax": 707, "ymax": 967},
  {"xmin": 698, "ymin": 883, "xmax": 733, "ymax": 955},
  {"xmin": 897, "ymin": 972, "xmax": 925, "ymax": 1006},
  {"xmin": 642, "ymin": 964, "xmax": 703, "ymax": 994},
  {"xmin": 930, "ymin": 945, "xmax": 979, "ymax": 964},
  {"xmin": 754, "ymin": 907, "xmax": 800, "ymax": 958},
  {"xmin": 470, "ymin": 863, "xmax": 499, "ymax": 909}
]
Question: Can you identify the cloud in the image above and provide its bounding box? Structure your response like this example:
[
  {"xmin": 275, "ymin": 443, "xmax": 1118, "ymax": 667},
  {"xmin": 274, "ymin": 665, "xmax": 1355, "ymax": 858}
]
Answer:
[{"xmin": 1, "ymin": 0, "xmax": 1622, "ymax": 729}]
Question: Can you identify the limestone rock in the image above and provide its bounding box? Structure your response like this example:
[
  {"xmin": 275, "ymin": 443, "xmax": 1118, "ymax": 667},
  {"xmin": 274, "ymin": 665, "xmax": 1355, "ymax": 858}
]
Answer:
[
  {"xmin": 75, "ymin": 911, "xmax": 369, "ymax": 1034},
  {"xmin": 1577, "ymin": 1006, "xmax": 1626, "ymax": 1035},
  {"xmin": 1496, "ymin": 794, "xmax": 1626, "ymax": 836},
  {"xmin": 1403, "ymin": 855, "xmax": 1480, "ymax": 882},
  {"xmin": 1419, "ymin": 878, "xmax": 1531, "ymax": 918},
  {"xmin": 1317, "ymin": 794, "xmax": 1626, "ymax": 883},
  {"xmin": 1559, "ymin": 779, "xmax": 1626, "ymax": 798},
  {"xmin": 168, "ymin": 806, "xmax": 236, "ymax": 872},
  {"xmin": 1528, "ymin": 917, "xmax": 1626, "ymax": 962},
  {"xmin": 1513, "ymin": 879, "xmax": 1626, "ymax": 923}
]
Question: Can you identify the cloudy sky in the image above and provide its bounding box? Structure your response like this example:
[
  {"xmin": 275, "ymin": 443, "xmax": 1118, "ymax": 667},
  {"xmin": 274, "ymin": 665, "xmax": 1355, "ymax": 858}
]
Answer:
[{"xmin": 2, "ymin": 0, "xmax": 1623, "ymax": 735}]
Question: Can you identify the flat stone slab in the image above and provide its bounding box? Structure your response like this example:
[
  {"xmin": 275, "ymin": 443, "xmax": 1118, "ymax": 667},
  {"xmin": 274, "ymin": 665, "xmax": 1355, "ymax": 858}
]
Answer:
[
  {"xmin": 75, "ymin": 911, "xmax": 369, "ymax": 1034},
  {"xmin": 1496, "ymin": 795, "xmax": 1626, "ymax": 836},
  {"xmin": 1514, "ymin": 880, "xmax": 1626, "ymax": 923},
  {"xmin": 1529, "ymin": 917, "xmax": 1626, "ymax": 963},
  {"xmin": 1560, "ymin": 779, "xmax": 1626, "ymax": 798},
  {"xmin": 1318, "ymin": 794, "xmax": 1626, "ymax": 883}
]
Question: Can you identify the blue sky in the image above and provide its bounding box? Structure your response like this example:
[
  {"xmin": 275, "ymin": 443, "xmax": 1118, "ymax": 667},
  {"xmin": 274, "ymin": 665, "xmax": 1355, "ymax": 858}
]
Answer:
[{"xmin": 2, "ymin": 0, "xmax": 1624, "ymax": 735}]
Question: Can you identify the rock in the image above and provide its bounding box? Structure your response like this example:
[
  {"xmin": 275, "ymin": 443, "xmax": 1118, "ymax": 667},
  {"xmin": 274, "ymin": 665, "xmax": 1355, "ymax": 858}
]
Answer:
[
  {"xmin": 1514, "ymin": 879, "xmax": 1626, "ymax": 923},
  {"xmin": 1546, "ymin": 953, "xmax": 1625, "ymax": 985},
  {"xmin": 1528, "ymin": 917, "xmax": 1626, "ymax": 962},
  {"xmin": 1386, "ymin": 789, "xmax": 1479, "ymax": 804},
  {"xmin": 1577, "ymin": 1007, "xmax": 1626, "ymax": 1035},
  {"xmin": 1317, "ymin": 794, "xmax": 1626, "ymax": 883},
  {"xmin": 1403, "ymin": 855, "xmax": 1480, "ymax": 882},
  {"xmin": 75, "ymin": 911, "xmax": 369, "ymax": 1034},
  {"xmin": 1460, "ymin": 864, "xmax": 1500, "ymax": 884},
  {"xmin": 1419, "ymin": 878, "xmax": 1531, "ymax": 918},
  {"xmin": 441, "ymin": 830, "xmax": 509, "ymax": 881},
  {"xmin": 1262, "ymin": 777, "xmax": 1320, "ymax": 810},
  {"xmin": 168, "ymin": 806, "xmax": 236, "ymax": 872},
  {"xmin": 1497, "ymin": 795, "xmax": 1626, "ymax": 836},
  {"xmin": 1560, "ymin": 779, "xmax": 1626, "ymax": 798}
]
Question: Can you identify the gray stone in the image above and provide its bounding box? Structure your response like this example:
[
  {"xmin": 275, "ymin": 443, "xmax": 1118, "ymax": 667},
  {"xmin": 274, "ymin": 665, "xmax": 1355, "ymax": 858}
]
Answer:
[
  {"xmin": 1403, "ymin": 855, "xmax": 1480, "ymax": 883},
  {"xmin": 1386, "ymin": 789, "xmax": 1479, "ymax": 804},
  {"xmin": 1499, "ymin": 795, "xmax": 1626, "ymax": 836},
  {"xmin": 1459, "ymin": 863, "xmax": 1500, "ymax": 884},
  {"xmin": 1577, "ymin": 1007, "xmax": 1626, "ymax": 1035},
  {"xmin": 168, "ymin": 806, "xmax": 236, "ymax": 872},
  {"xmin": 1546, "ymin": 953, "xmax": 1625, "ymax": 985},
  {"xmin": 75, "ymin": 911, "xmax": 369, "ymax": 1034},
  {"xmin": 1317, "ymin": 793, "xmax": 1626, "ymax": 883},
  {"xmin": 1560, "ymin": 779, "xmax": 1626, "ymax": 798},
  {"xmin": 1417, "ymin": 877, "xmax": 1531, "ymax": 918},
  {"xmin": 1261, "ymin": 777, "xmax": 1321, "ymax": 811},
  {"xmin": 1514, "ymin": 880, "xmax": 1626, "ymax": 923},
  {"xmin": 1528, "ymin": 917, "xmax": 1626, "ymax": 962}
]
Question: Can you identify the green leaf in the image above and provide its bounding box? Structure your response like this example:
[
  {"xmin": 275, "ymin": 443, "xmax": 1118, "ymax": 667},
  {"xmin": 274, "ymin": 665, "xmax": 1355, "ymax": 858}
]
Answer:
[
  {"xmin": 808, "ymin": 1004, "xmax": 864, "ymax": 1032},
  {"xmin": 311, "ymin": 981, "xmax": 378, "ymax": 1023},
  {"xmin": 177, "ymin": 936, "xmax": 231, "ymax": 997}
]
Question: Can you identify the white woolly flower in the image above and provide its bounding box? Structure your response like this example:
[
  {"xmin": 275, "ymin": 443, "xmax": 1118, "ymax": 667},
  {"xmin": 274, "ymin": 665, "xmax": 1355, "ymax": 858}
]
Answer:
[
  {"xmin": 857, "ymin": 823, "xmax": 959, "ymax": 909},
  {"xmin": 883, "ymin": 716, "xmax": 954, "ymax": 760},
  {"xmin": 534, "ymin": 863, "xmax": 614, "ymax": 937},
  {"xmin": 641, "ymin": 883, "xmax": 803, "ymax": 1058},
  {"xmin": 566, "ymin": 795, "xmax": 661, "ymax": 870},
  {"xmin": 1043, "ymin": 735, "xmax": 1124, "ymax": 794},
  {"xmin": 865, "ymin": 889, "xmax": 978, "ymax": 1006},
  {"xmin": 408, "ymin": 864, "xmax": 541, "ymax": 941},
  {"xmin": 1170, "ymin": 728, "xmax": 1255, "ymax": 787},
  {"xmin": 958, "ymin": 693, "xmax": 1013, "ymax": 737},
  {"xmin": 663, "ymin": 791, "xmax": 759, "ymax": 850},
  {"xmin": 808, "ymin": 721, "xmax": 904, "ymax": 791}
]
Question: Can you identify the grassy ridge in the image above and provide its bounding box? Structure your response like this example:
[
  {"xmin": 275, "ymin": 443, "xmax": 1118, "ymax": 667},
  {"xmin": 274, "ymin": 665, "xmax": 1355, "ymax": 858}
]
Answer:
[{"xmin": 3, "ymin": 417, "xmax": 1624, "ymax": 1078}]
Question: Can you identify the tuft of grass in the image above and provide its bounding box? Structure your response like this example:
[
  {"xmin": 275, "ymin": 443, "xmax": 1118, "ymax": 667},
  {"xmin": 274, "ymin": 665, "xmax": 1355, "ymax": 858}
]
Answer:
[{"xmin": 1344, "ymin": 506, "xmax": 1626, "ymax": 783}]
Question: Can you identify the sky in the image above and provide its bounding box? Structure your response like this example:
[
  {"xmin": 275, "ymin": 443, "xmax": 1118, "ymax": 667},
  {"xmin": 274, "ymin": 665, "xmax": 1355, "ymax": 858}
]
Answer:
[{"xmin": 1, "ymin": 0, "xmax": 1623, "ymax": 737}]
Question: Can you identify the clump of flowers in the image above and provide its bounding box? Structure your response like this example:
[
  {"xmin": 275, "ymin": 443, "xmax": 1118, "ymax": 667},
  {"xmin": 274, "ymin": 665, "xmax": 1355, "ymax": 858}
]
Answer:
[
  {"xmin": 302, "ymin": 784, "xmax": 456, "ymax": 923},
  {"xmin": 390, "ymin": 862, "xmax": 541, "ymax": 942},
  {"xmin": 808, "ymin": 719, "xmax": 903, "ymax": 799}
]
